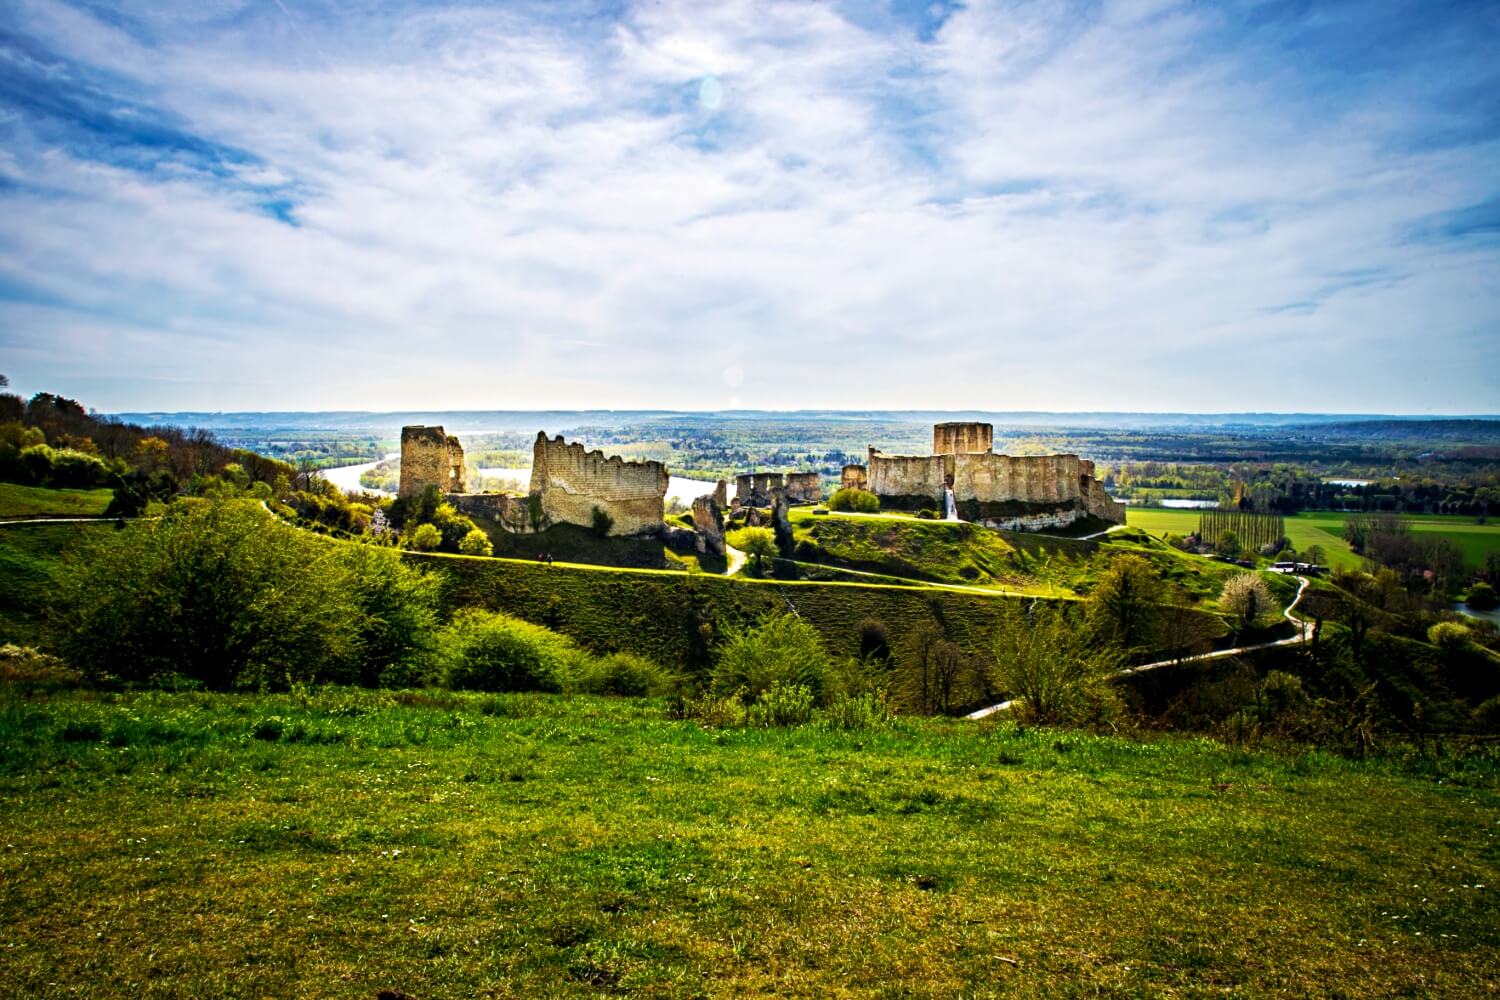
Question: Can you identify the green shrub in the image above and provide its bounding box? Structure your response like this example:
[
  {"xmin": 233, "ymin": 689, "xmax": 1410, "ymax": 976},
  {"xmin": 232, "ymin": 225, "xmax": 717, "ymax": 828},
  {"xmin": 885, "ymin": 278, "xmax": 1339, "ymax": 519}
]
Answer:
[
  {"xmin": 406, "ymin": 523, "xmax": 443, "ymax": 552},
  {"xmin": 55, "ymin": 500, "xmax": 360, "ymax": 689},
  {"xmin": 819, "ymin": 689, "xmax": 894, "ymax": 730},
  {"xmin": 987, "ymin": 601, "xmax": 1123, "ymax": 728},
  {"xmin": 746, "ymin": 682, "xmax": 816, "ymax": 727},
  {"xmin": 568, "ymin": 651, "xmax": 675, "ymax": 697},
  {"xmin": 827, "ymin": 488, "xmax": 879, "ymax": 513},
  {"xmin": 1467, "ymin": 582, "xmax": 1497, "ymax": 611},
  {"xmin": 711, "ymin": 613, "xmax": 832, "ymax": 704},
  {"xmin": 591, "ymin": 505, "xmax": 614, "ymax": 538},
  {"xmin": 438, "ymin": 610, "xmax": 576, "ymax": 692},
  {"xmin": 1428, "ymin": 621, "xmax": 1473, "ymax": 654},
  {"xmin": 458, "ymin": 527, "xmax": 494, "ymax": 557}
]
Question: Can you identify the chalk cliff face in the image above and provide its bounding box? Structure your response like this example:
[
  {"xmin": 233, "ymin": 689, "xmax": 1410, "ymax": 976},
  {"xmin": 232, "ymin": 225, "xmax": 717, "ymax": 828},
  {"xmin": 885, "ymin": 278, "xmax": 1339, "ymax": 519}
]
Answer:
[
  {"xmin": 529, "ymin": 433, "xmax": 668, "ymax": 536},
  {"xmin": 867, "ymin": 424, "xmax": 1126, "ymax": 527},
  {"xmin": 399, "ymin": 425, "xmax": 466, "ymax": 496}
]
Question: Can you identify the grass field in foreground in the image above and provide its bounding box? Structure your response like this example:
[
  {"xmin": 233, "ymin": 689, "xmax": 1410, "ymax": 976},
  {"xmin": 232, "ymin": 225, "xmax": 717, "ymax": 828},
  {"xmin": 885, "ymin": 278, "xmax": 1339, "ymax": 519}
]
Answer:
[
  {"xmin": 1, "ymin": 688, "xmax": 1495, "ymax": 998},
  {"xmin": 1126, "ymin": 507, "xmax": 1500, "ymax": 572},
  {"xmin": 0, "ymin": 482, "xmax": 113, "ymax": 519}
]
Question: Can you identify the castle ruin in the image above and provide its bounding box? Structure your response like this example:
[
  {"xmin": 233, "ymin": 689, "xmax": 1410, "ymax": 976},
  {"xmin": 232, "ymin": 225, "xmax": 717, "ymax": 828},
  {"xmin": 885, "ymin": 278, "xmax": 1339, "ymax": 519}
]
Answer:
[
  {"xmin": 398, "ymin": 426, "xmax": 668, "ymax": 538},
  {"xmin": 734, "ymin": 470, "xmax": 822, "ymax": 507},
  {"xmin": 855, "ymin": 422, "xmax": 1125, "ymax": 531},
  {"xmin": 398, "ymin": 426, "xmax": 466, "ymax": 496},
  {"xmin": 529, "ymin": 433, "xmax": 669, "ymax": 536}
]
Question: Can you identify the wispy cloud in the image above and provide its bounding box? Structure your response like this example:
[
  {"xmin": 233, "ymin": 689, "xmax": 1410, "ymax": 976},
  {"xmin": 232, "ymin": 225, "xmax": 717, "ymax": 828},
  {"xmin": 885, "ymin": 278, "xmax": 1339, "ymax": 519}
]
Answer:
[{"xmin": 0, "ymin": 0, "xmax": 1496, "ymax": 412}]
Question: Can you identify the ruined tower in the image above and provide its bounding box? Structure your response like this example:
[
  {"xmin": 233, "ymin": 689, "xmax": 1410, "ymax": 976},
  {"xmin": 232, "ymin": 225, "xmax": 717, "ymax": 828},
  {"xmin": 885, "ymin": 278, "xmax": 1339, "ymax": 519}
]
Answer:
[
  {"xmin": 399, "ymin": 425, "xmax": 466, "ymax": 497},
  {"xmin": 933, "ymin": 422, "xmax": 993, "ymax": 455}
]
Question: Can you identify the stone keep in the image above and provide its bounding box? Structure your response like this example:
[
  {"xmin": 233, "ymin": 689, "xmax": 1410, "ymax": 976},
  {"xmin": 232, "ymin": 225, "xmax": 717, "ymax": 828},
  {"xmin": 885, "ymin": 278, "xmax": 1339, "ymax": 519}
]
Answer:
[
  {"xmin": 529, "ymin": 432, "xmax": 668, "ymax": 536},
  {"xmin": 399, "ymin": 425, "xmax": 466, "ymax": 497},
  {"xmin": 933, "ymin": 421, "xmax": 993, "ymax": 455},
  {"xmin": 867, "ymin": 423, "xmax": 1125, "ymax": 528}
]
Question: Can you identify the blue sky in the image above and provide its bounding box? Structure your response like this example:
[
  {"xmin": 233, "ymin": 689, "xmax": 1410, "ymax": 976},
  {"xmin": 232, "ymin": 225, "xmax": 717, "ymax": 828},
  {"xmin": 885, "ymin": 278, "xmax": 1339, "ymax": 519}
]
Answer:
[{"xmin": 0, "ymin": 0, "xmax": 1496, "ymax": 413}]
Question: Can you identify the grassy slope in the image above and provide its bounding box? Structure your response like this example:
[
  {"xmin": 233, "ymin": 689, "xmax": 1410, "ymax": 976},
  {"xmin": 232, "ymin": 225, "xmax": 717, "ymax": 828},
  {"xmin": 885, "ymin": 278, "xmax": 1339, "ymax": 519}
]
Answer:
[
  {"xmin": 0, "ymin": 688, "xmax": 1495, "ymax": 998},
  {"xmin": 0, "ymin": 523, "xmax": 113, "ymax": 646},
  {"xmin": 0, "ymin": 482, "xmax": 113, "ymax": 518},
  {"xmin": 794, "ymin": 511, "xmax": 1242, "ymax": 609},
  {"xmin": 1127, "ymin": 508, "xmax": 1500, "ymax": 571}
]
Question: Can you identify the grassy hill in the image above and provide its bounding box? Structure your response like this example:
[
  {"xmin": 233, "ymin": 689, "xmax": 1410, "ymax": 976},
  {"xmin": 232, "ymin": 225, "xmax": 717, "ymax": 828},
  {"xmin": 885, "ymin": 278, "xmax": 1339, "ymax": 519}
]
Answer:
[
  {"xmin": 790, "ymin": 510, "xmax": 1245, "ymax": 607},
  {"xmin": 0, "ymin": 686, "xmax": 1493, "ymax": 997},
  {"xmin": 0, "ymin": 482, "xmax": 113, "ymax": 519}
]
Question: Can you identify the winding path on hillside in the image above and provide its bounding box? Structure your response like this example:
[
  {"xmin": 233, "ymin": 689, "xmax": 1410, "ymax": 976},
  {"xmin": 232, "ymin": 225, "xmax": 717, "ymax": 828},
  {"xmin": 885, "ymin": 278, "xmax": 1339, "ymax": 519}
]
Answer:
[{"xmin": 966, "ymin": 574, "xmax": 1313, "ymax": 720}]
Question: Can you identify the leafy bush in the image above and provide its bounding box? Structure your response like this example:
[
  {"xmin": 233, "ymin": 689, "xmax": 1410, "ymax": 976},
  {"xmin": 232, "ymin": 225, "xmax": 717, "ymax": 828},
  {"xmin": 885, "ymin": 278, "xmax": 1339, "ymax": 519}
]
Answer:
[
  {"xmin": 54, "ymin": 499, "xmax": 439, "ymax": 690},
  {"xmin": 458, "ymin": 527, "xmax": 494, "ymax": 557},
  {"xmin": 711, "ymin": 613, "xmax": 832, "ymax": 704},
  {"xmin": 746, "ymin": 682, "xmax": 816, "ymax": 727},
  {"xmin": 438, "ymin": 610, "xmax": 577, "ymax": 692},
  {"xmin": 726, "ymin": 526, "xmax": 778, "ymax": 574},
  {"xmin": 1467, "ymin": 582, "xmax": 1497, "ymax": 611},
  {"xmin": 591, "ymin": 505, "xmax": 614, "ymax": 538},
  {"xmin": 1428, "ymin": 621, "xmax": 1473, "ymax": 654},
  {"xmin": 567, "ymin": 651, "xmax": 676, "ymax": 697},
  {"xmin": 819, "ymin": 689, "xmax": 894, "ymax": 730},
  {"xmin": 827, "ymin": 488, "xmax": 879, "ymax": 513},
  {"xmin": 987, "ymin": 601, "xmax": 1123, "ymax": 728},
  {"xmin": 406, "ymin": 523, "xmax": 443, "ymax": 552}
]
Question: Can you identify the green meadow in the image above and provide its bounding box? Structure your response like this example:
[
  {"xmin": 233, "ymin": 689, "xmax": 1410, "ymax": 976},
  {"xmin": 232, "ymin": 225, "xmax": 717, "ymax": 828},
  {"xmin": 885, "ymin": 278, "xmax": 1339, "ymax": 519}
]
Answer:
[
  {"xmin": 1126, "ymin": 507, "xmax": 1500, "ymax": 572},
  {"xmin": 0, "ymin": 481, "xmax": 113, "ymax": 519},
  {"xmin": 1, "ymin": 687, "xmax": 1496, "ymax": 998}
]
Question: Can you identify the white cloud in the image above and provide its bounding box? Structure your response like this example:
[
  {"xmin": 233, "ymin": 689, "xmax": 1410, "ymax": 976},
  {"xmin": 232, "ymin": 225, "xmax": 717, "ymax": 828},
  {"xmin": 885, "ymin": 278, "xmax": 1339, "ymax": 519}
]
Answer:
[{"xmin": 0, "ymin": 0, "xmax": 1496, "ymax": 412}]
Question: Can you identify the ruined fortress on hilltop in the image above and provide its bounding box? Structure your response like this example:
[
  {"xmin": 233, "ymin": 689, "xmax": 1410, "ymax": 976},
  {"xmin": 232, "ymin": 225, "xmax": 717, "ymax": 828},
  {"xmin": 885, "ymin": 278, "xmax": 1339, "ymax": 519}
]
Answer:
[
  {"xmin": 397, "ymin": 418, "xmax": 1123, "ymax": 546},
  {"xmin": 398, "ymin": 425, "xmax": 669, "ymax": 537},
  {"xmin": 846, "ymin": 422, "xmax": 1126, "ymax": 531}
]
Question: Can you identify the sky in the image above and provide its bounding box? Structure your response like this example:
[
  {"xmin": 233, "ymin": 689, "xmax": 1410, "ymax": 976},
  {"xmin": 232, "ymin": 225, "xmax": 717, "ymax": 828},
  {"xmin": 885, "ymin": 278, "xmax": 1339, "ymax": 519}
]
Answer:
[{"xmin": 0, "ymin": 0, "xmax": 1497, "ymax": 414}]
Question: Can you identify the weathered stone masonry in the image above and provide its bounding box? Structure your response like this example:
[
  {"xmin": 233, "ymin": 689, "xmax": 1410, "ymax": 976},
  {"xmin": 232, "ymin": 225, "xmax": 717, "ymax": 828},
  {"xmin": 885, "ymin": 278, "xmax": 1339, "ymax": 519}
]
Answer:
[
  {"xmin": 399, "ymin": 425, "xmax": 466, "ymax": 497},
  {"xmin": 867, "ymin": 422, "xmax": 1125, "ymax": 529},
  {"xmin": 530, "ymin": 432, "xmax": 668, "ymax": 537}
]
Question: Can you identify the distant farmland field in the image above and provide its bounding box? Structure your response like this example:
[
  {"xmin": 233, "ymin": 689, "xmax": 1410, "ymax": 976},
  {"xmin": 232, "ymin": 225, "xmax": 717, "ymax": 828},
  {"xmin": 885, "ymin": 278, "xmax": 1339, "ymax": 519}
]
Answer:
[{"xmin": 1125, "ymin": 508, "xmax": 1500, "ymax": 571}]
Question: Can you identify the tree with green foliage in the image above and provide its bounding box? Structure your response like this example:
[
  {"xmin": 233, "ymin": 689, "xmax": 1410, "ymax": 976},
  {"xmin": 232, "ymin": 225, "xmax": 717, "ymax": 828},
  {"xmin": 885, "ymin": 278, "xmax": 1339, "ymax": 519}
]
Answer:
[
  {"xmin": 895, "ymin": 624, "xmax": 979, "ymax": 715},
  {"xmin": 406, "ymin": 522, "xmax": 442, "ymax": 552},
  {"xmin": 1221, "ymin": 573, "xmax": 1274, "ymax": 633},
  {"xmin": 458, "ymin": 527, "xmax": 494, "ymax": 556},
  {"xmin": 55, "ymin": 499, "xmax": 438, "ymax": 690},
  {"xmin": 1214, "ymin": 530, "xmax": 1241, "ymax": 558},
  {"xmin": 1086, "ymin": 554, "xmax": 1163, "ymax": 653},
  {"xmin": 730, "ymin": 525, "xmax": 778, "ymax": 574},
  {"xmin": 987, "ymin": 601, "xmax": 1123, "ymax": 727},
  {"xmin": 712, "ymin": 613, "xmax": 832, "ymax": 705}
]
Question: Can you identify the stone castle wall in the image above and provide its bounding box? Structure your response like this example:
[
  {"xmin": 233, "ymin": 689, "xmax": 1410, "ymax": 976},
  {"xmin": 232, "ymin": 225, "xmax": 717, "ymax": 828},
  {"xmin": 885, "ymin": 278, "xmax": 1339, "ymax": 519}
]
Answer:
[
  {"xmin": 933, "ymin": 422, "xmax": 993, "ymax": 455},
  {"xmin": 529, "ymin": 432, "xmax": 667, "ymax": 536},
  {"xmin": 841, "ymin": 464, "xmax": 868, "ymax": 491},
  {"xmin": 400, "ymin": 425, "xmax": 466, "ymax": 496},
  {"xmin": 868, "ymin": 423, "xmax": 1125, "ymax": 526},
  {"xmin": 734, "ymin": 472, "xmax": 783, "ymax": 507},
  {"xmin": 446, "ymin": 492, "xmax": 533, "ymax": 534},
  {"xmin": 785, "ymin": 472, "xmax": 821, "ymax": 503}
]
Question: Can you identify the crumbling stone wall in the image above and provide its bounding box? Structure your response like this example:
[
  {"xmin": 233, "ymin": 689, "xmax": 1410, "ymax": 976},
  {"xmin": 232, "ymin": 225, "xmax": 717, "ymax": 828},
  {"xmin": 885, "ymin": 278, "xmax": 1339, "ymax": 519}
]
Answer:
[
  {"xmin": 446, "ymin": 492, "xmax": 534, "ymax": 534},
  {"xmin": 400, "ymin": 425, "xmax": 466, "ymax": 496},
  {"xmin": 785, "ymin": 472, "xmax": 821, "ymax": 503},
  {"xmin": 933, "ymin": 422, "xmax": 993, "ymax": 455},
  {"xmin": 529, "ymin": 432, "xmax": 668, "ymax": 536},
  {"xmin": 868, "ymin": 425, "xmax": 1124, "ymax": 525},
  {"xmin": 692, "ymin": 493, "xmax": 726, "ymax": 556},
  {"xmin": 734, "ymin": 472, "xmax": 784, "ymax": 507},
  {"xmin": 714, "ymin": 479, "xmax": 728, "ymax": 508},
  {"xmin": 841, "ymin": 464, "xmax": 867, "ymax": 491}
]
